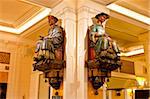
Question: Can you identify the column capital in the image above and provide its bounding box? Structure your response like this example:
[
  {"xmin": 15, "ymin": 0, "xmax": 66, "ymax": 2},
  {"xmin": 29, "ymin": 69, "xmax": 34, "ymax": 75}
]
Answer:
[
  {"xmin": 139, "ymin": 31, "xmax": 150, "ymax": 42},
  {"xmin": 77, "ymin": 0, "xmax": 109, "ymax": 14},
  {"xmin": 51, "ymin": 0, "xmax": 76, "ymax": 17}
]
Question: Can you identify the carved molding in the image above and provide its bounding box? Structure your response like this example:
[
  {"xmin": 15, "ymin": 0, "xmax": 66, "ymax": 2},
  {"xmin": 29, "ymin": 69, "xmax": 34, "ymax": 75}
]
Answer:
[
  {"xmin": 0, "ymin": 22, "xmax": 14, "ymax": 28},
  {"xmin": 24, "ymin": 0, "xmax": 63, "ymax": 8},
  {"xmin": 110, "ymin": 11, "xmax": 149, "ymax": 30},
  {"xmin": 0, "ymin": 4, "xmax": 42, "ymax": 28},
  {"xmin": 14, "ymin": 7, "xmax": 42, "ymax": 28}
]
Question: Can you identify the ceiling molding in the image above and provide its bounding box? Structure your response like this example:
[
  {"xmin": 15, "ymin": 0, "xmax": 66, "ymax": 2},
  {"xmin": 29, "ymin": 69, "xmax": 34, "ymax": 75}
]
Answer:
[
  {"xmin": 0, "ymin": 8, "xmax": 51, "ymax": 34},
  {"xmin": 0, "ymin": 31, "xmax": 35, "ymax": 47},
  {"xmin": 0, "ymin": 22, "xmax": 14, "ymax": 28},
  {"xmin": 20, "ymin": 17, "xmax": 48, "ymax": 38},
  {"xmin": 0, "ymin": 0, "xmax": 65, "ymax": 34},
  {"xmin": 116, "ymin": 0, "xmax": 150, "ymax": 17},
  {"xmin": 91, "ymin": 0, "xmax": 119, "ymax": 5},
  {"xmin": 23, "ymin": 0, "xmax": 63, "ymax": 8},
  {"xmin": 14, "ymin": 7, "xmax": 41, "ymax": 28},
  {"xmin": 106, "ymin": 27, "xmax": 139, "ymax": 42},
  {"xmin": 109, "ymin": 11, "xmax": 149, "ymax": 30},
  {"xmin": 107, "ymin": 4, "xmax": 150, "ymax": 25}
]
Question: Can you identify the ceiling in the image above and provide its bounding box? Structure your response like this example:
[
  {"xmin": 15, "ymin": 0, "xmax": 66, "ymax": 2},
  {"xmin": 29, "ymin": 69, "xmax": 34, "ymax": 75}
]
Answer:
[
  {"xmin": 92, "ymin": 0, "xmax": 150, "ymax": 17},
  {"xmin": 106, "ymin": 16, "xmax": 148, "ymax": 47},
  {"xmin": 23, "ymin": 0, "xmax": 63, "ymax": 8},
  {"xmin": 116, "ymin": 0, "xmax": 150, "ymax": 17},
  {"xmin": 0, "ymin": 0, "xmax": 149, "ymax": 58},
  {"xmin": 0, "ymin": 0, "xmax": 41, "ymax": 28},
  {"xmin": 0, "ymin": 0, "xmax": 62, "ymax": 30}
]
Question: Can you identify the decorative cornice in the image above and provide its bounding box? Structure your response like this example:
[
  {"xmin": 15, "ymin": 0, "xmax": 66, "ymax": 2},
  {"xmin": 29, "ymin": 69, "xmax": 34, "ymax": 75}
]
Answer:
[
  {"xmin": 110, "ymin": 11, "xmax": 149, "ymax": 30},
  {"xmin": 0, "ymin": 22, "xmax": 14, "ymax": 28},
  {"xmin": 77, "ymin": 0, "xmax": 109, "ymax": 14},
  {"xmin": 14, "ymin": 7, "xmax": 41, "ymax": 28}
]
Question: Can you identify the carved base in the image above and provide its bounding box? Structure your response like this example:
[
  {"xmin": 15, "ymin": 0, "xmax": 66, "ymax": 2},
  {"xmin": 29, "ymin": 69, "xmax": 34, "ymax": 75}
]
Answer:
[
  {"xmin": 88, "ymin": 69, "xmax": 111, "ymax": 77},
  {"xmin": 49, "ymin": 77, "xmax": 62, "ymax": 90},
  {"xmin": 33, "ymin": 60, "xmax": 65, "ymax": 72}
]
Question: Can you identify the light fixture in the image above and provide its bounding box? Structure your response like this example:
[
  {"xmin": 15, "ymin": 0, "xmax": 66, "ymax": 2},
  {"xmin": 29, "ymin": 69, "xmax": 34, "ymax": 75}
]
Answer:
[
  {"xmin": 136, "ymin": 77, "xmax": 146, "ymax": 86},
  {"xmin": 107, "ymin": 4, "xmax": 150, "ymax": 25},
  {"xmin": 120, "ymin": 49, "xmax": 144, "ymax": 56},
  {"xmin": 0, "ymin": 8, "xmax": 51, "ymax": 34},
  {"xmin": 127, "ymin": 89, "xmax": 133, "ymax": 96}
]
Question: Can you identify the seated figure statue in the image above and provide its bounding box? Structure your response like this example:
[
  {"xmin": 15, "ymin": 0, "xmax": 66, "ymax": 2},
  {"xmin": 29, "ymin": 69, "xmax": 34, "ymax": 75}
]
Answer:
[
  {"xmin": 88, "ymin": 13, "xmax": 121, "ymax": 71},
  {"xmin": 33, "ymin": 15, "xmax": 65, "ymax": 71}
]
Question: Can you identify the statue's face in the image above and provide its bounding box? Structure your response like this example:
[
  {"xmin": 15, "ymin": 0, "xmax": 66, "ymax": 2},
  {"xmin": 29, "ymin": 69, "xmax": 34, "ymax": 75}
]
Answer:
[
  {"xmin": 98, "ymin": 15, "xmax": 107, "ymax": 23},
  {"xmin": 48, "ymin": 16, "xmax": 55, "ymax": 26}
]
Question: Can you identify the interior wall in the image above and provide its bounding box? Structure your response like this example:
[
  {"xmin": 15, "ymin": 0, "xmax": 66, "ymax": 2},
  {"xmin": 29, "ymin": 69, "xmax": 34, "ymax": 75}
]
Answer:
[
  {"xmin": 88, "ymin": 82, "xmax": 103, "ymax": 99},
  {"xmin": 0, "ymin": 40, "xmax": 33, "ymax": 99},
  {"xmin": 38, "ymin": 74, "xmax": 49, "ymax": 99},
  {"xmin": 112, "ymin": 90, "xmax": 125, "ymax": 99}
]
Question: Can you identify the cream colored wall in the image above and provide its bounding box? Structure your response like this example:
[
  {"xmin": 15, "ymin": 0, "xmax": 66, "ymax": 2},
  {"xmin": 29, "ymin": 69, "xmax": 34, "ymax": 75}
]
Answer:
[
  {"xmin": 134, "ymin": 61, "xmax": 146, "ymax": 76},
  {"xmin": 140, "ymin": 32, "xmax": 150, "ymax": 87},
  {"xmin": 112, "ymin": 90, "xmax": 125, "ymax": 99},
  {"xmin": 38, "ymin": 74, "xmax": 49, "ymax": 99},
  {"xmin": 0, "ymin": 40, "xmax": 33, "ymax": 99},
  {"xmin": 121, "ymin": 57, "xmax": 147, "ymax": 77},
  {"xmin": 88, "ymin": 82, "xmax": 103, "ymax": 99}
]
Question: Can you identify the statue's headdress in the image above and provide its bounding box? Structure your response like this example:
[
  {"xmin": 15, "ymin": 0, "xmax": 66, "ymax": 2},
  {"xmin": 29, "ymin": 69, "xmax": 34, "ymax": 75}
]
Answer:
[
  {"xmin": 48, "ymin": 15, "xmax": 58, "ymax": 23},
  {"xmin": 95, "ymin": 12, "xmax": 109, "ymax": 19}
]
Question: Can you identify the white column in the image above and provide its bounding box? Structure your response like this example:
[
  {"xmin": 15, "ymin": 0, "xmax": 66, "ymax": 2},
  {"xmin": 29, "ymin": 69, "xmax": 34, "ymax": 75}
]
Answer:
[
  {"xmin": 124, "ymin": 89, "xmax": 128, "ymax": 99},
  {"xmin": 3, "ymin": 44, "xmax": 20, "ymax": 99},
  {"xmin": 77, "ymin": 0, "xmax": 110, "ymax": 99},
  {"xmin": 108, "ymin": 90, "xmax": 112, "ymax": 99},
  {"xmin": 28, "ymin": 1, "xmax": 77, "ymax": 98},
  {"xmin": 76, "ymin": 6, "xmax": 89, "ymax": 99},
  {"xmin": 7, "ymin": 46, "xmax": 25, "ymax": 99},
  {"xmin": 63, "ymin": 7, "xmax": 77, "ymax": 99},
  {"xmin": 29, "ymin": 71, "xmax": 42, "ymax": 99},
  {"xmin": 144, "ymin": 32, "xmax": 150, "ymax": 87},
  {"xmin": 103, "ymin": 84, "xmax": 107, "ymax": 99},
  {"xmin": 6, "ymin": 45, "xmax": 32, "ymax": 99},
  {"xmin": 51, "ymin": 1, "xmax": 77, "ymax": 98},
  {"xmin": 140, "ymin": 32, "xmax": 150, "ymax": 87}
]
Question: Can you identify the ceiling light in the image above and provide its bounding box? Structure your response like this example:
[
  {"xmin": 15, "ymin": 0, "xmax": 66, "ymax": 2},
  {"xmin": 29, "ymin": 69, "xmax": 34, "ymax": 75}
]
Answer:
[
  {"xmin": 0, "ymin": 26, "xmax": 18, "ymax": 33},
  {"xmin": 107, "ymin": 4, "xmax": 150, "ymax": 25},
  {"xmin": 0, "ymin": 8, "xmax": 51, "ymax": 34},
  {"xmin": 120, "ymin": 49, "xmax": 144, "ymax": 56}
]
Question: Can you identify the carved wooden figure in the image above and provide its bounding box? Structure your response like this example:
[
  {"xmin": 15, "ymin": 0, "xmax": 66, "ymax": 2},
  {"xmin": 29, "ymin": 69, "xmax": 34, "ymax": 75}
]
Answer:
[
  {"xmin": 33, "ymin": 15, "xmax": 65, "ymax": 94},
  {"xmin": 87, "ymin": 13, "xmax": 121, "ymax": 95}
]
